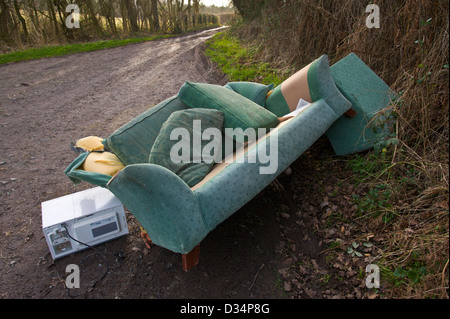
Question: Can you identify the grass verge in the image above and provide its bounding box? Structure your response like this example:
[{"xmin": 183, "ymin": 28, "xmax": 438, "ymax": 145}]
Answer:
[
  {"xmin": 0, "ymin": 35, "xmax": 176, "ymax": 64},
  {"xmin": 205, "ymin": 32, "xmax": 284, "ymax": 86}
]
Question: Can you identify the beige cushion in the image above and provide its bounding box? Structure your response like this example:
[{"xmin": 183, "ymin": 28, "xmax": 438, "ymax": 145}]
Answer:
[
  {"xmin": 75, "ymin": 136, "xmax": 104, "ymax": 152},
  {"xmin": 280, "ymin": 63, "xmax": 312, "ymax": 111},
  {"xmin": 82, "ymin": 152, "xmax": 125, "ymax": 176}
]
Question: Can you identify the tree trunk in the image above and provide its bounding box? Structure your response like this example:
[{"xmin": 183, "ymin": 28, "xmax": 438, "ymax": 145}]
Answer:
[
  {"xmin": 151, "ymin": 0, "xmax": 159, "ymax": 32},
  {"xmin": 0, "ymin": 0, "xmax": 14, "ymax": 43},
  {"xmin": 46, "ymin": 0, "xmax": 59, "ymax": 38},
  {"xmin": 125, "ymin": 0, "xmax": 139, "ymax": 33},
  {"xmin": 13, "ymin": 0, "xmax": 28, "ymax": 42},
  {"xmin": 85, "ymin": 0, "xmax": 104, "ymax": 36},
  {"xmin": 120, "ymin": 0, "xmax": 128, "ymax": 33},
  {"xmin": 187, "ymin": 0, "xmax": 191, "ymax": 28},
  {"xmin": 100, "ymin": 0, "xmax": 117, "ymax": 35}
]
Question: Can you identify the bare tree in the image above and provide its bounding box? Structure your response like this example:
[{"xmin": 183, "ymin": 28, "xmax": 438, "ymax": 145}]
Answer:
[
  {"xmin": 12, "ymin": 0, "xmax": 28, "ymax": 42},
  {"xmin": 151, "ymin": 0, "xmax": 160, "ymax": 31},
  {"xmin": 124, "ymin": 0, "xmax": 139, "ymax": 32},
  {"xmin": 0, "ymin": 0, "xmax": 219, "ymax": 47},
  {"xmin": 99, "ymin": 0, "xmax": 118, "ymax": 35}
]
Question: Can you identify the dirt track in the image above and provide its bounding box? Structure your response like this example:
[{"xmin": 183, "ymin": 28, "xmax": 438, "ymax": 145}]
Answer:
[{"xmin": 0, "ymin": 27, "xmax": 370, "ymax": 300}]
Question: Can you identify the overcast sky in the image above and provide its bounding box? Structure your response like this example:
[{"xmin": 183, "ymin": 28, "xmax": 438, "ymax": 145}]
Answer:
[{"xmin": 201, "ymin": 0, "xmax": 231, "ymax": 7}]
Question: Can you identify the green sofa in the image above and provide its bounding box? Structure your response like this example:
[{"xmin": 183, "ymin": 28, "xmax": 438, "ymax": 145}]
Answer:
[{"xmin": 65, "ymin": 53, "xmax": 396, "ymax": 270}]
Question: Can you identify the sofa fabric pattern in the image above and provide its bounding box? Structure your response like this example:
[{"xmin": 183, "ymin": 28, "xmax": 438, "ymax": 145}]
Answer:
[
  {"xmin": 224, "ymin": 81, "xmax": 274, "ymax": 107},
  {"xmin": 148, "ymin": 108, "xmax": 224, "ymax": 187},
  {"xmin": 178, "ymin": 81, "xmax": 279, "ymax": 142},
  {"xmin": 104, "ymin": 96, "xmax": 188, "ymax": 165}
]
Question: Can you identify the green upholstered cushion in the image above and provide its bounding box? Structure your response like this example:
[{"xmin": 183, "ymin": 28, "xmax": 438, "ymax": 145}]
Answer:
[
  {"xmin": 103, "ymin": 96, "xmax": 188, "ymax": 165},
  {"xmin": 148, "ymin": 108, "xmax": 224, "ymax": 187},
  {"xmin": 307, "ymin": 55, "xmax": 351, "ymax": 116},
  {"xmin": 224, "ymin": 82, "xmax": 274, "ymax": 107},
  {"xmin": 264, "ymin": 84, "xmax": 290, "ymax": 117},
  {"xmin": 178, "ymin": 82, "xmax": 279, "ymax": 143}
]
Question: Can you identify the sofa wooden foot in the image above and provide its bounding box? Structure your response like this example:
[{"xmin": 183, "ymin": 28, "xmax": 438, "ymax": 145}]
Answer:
[
  {"xmin": 140, "ymin": 227, "xmax": 153, "ymax": 249},
  {"xmin": 182, "ymin": 245, "xmax": 200, "ymax": 271},
  {"xmin": 344, "ymin": 108, "xmax": 357, "ymax": 118}
]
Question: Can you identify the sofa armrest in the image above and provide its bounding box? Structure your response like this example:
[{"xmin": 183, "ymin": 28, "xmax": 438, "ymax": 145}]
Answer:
[
  {"xmin": 194, "ymin": 98, "xmax": 341, "ymax": 230},
  {"xmin": 327, "ymin": 53, "xmax": 398, "ymax": 155},
  {"xmin": 107, "ymin": 163, "xmax": 208, "ymax": 254}
]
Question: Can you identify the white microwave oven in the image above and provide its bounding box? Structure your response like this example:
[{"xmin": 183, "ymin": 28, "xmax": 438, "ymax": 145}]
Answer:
[{"xmin": 41, "ymin": 187, "xmax": 129, "ymax": 259}]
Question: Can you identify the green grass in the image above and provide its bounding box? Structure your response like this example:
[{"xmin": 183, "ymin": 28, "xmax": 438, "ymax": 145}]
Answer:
[
  {"xmin": 0, "ymin": 35, "xmax": 175, "ymax": 64},
  {"xmin": 205, "ymin": 32, "xmax": 284, "ymax": 86}
]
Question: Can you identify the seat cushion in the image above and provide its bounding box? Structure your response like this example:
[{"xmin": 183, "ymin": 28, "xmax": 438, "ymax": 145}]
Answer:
[
  {"xmin": 148, "ymin": 108, "xmax": 224, "ymax": 187},
  {"xmin": 178, "ymin": 81, "xmax": 279, "ymax": 143}
]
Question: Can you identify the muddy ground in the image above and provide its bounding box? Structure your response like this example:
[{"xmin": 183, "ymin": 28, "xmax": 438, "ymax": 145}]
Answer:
[{"xmin": 0, "ymin": 27, "xmax": 377, "ymax": 301}]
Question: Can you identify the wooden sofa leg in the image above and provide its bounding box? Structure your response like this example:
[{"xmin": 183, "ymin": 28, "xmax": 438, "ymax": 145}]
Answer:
[
  {"xmin": 344, "ymin": 108, "xmax": 357, "ymax": 118},
  {"xmin": 140, "ymin": 227, "xmax": 153, "ymax": 249},
  {"xmin": 182, "ymin": 245, "xmax": 200, "ymax": 271}
]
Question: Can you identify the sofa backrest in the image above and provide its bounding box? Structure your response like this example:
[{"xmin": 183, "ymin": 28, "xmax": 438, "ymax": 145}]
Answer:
[{"xmin": 103, "ymin": 96, "xmax": 188, "ymax": 165}]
